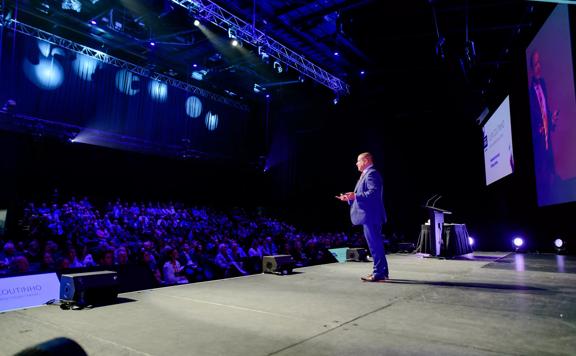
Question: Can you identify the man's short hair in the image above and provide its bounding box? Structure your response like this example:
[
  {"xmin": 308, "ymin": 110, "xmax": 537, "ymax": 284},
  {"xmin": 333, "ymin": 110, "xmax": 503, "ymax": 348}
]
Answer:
[{"xmin": 359, "ymin": 152, "xmax": 373, "ymax": 162}]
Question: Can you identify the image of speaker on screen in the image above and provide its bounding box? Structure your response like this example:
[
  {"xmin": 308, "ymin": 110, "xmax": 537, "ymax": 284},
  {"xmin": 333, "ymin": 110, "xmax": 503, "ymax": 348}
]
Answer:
[
  {"xmin": 528, "ymin": 49, "xmax": 560, "ymax": 199},
  {"xmin": 524, "ymin": 4, "xmax": 576, "ymax": 207}
]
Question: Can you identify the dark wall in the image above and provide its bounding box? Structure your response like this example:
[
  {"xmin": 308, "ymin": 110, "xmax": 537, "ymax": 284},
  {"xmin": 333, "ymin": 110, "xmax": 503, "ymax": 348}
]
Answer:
[{"xmin": 0, "ymin": 129, "xmax": 267, "ymax": 212}]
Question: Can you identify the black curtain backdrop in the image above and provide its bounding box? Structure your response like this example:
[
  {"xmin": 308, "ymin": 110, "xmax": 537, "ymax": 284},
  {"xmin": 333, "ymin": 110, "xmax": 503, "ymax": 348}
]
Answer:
[{"xmin": 0, "ymin": 32, "xmax": 250, "ymax": 157}]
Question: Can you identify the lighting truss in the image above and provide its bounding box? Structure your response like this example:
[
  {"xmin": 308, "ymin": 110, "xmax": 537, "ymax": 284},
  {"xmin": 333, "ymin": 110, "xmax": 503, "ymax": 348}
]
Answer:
[
  {"xmin": 170, "ymin": 0, "xmax": 349, "ymax": 95},
  {"xmin": 3, "ymin": 19, "xmax": 249, "ymax": 111}
]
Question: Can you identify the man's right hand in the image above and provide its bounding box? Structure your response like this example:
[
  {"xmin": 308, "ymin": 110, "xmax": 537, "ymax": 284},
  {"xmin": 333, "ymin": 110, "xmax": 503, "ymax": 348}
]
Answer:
[
  {"xmin": 335, "ymin": 194, "xmax": 349, "ymax": 202},
  {"xmin": 552, "ymin": 110, "xmax": 559, "ymax": 125}
]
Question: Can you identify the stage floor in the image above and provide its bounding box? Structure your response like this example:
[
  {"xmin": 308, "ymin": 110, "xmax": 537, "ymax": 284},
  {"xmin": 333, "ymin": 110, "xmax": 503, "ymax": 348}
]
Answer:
[{"xmin": 1, "ymin": 252, "xmax": 575, "ymax": 356}]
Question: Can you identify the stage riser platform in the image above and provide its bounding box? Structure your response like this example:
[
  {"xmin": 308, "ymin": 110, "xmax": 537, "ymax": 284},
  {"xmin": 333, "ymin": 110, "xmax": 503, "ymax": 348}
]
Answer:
[{"xmin": 1, "ymin": 253, "xmax": 575, "ymax": 356}]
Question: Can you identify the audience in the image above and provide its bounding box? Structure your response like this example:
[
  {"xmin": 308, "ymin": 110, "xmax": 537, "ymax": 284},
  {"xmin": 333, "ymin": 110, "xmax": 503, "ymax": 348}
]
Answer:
[{"xmin": 0, "ymin": 194, "xmax": 367, "ymax": 286}]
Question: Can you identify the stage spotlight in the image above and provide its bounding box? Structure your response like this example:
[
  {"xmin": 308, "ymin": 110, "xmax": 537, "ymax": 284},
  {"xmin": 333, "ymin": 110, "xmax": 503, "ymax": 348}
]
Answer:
[
  {"xmin": 360, "ymin": 70, "xmax": 365, "ymax": 76},
  {"xmin": 193, "ymin": 19, "xmax": 200, "ymax": 27},
  {"xmin": 258, "ymin": 47, "xmax": 271, "ymax": 64},
  {"xmin": 227, "ymin": 28, "xmax": 242, "ymax": 47},
  {"xmin": 333, "ymin": 51, "xmax": 339, "ymax": 56},
  {"xmin": 554, "ymin": 239, "xmax": 564, "ymax": 249},
  {"xmin": 149, "ymin": 41, "xmax": 156, "ymax": 47},
  {"xmin": 261, "ymin": 52, "xmax": 270, "ymax": 64},
  {"xmin": 62, "ymin": 0, "xmax": 82, "ymax": 13},
  {"xmin": 512, "ymin": 237, "xmax": 524, "ymax": 251},
  {"xmin": 554, "ymin": 238, "xmax": 566, "ymax": 254},
  {"xmin": 191, "ymin": 69, "xmax": 207, "ymax": 81},
  {"xmin": 90, "ymin": 20, "xmax": 97, "ymax": 25},
  {"xmin": 468, "ymin": 237, "xmax": 475, "ymax": 247},
  {"xmin": 273, "ymin": 61, "xmax": 283, "ymax": 74},
  {"xmin": 253, "ymin": 83, "xmax": 266, "ymax": 94},
  {"xmin": 333, "ymin": 97, "xmax": 339, "ymax": 105}
]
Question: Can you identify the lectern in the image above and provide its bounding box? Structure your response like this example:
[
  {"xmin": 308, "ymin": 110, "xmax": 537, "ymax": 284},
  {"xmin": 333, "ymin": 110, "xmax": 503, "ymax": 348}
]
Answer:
[{"xmin": 424, "ymin": 205, "xmax": 452, "ymax": 256}]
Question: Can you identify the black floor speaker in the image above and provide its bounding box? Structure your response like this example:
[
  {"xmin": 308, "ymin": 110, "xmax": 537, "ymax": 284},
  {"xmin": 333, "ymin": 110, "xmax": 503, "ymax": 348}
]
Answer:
[
  {"xmin": 346, "ymin": 248, "xmax": 368, "ymax": 262},
  {"xmin": 262, "ymin": 255, "xmax": 295, "ymax": 275},
  {"xmin": 60, "ymin": 270, "xmax": 119, "ymax": 306}
]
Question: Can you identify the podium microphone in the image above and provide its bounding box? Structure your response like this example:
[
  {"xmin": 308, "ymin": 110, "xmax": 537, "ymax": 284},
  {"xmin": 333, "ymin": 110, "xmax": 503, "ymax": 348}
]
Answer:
[
  {"xmin": 425, "ymin": 194, "xmax": 438, "ymax": 207},
  {"xmin": 431, "ymin": 195, "xmax": 442, "ymax": 207}
]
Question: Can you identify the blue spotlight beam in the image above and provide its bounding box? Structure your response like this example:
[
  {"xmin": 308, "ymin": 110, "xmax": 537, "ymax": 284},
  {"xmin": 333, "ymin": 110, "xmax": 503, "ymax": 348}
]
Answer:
[
  {"xmin": 3, "ymin": 19, "xmax": 249, "ymax": 111},
  {"xmin": 170, "ymin": 0, "xmax": 349, "ymax": 95}
]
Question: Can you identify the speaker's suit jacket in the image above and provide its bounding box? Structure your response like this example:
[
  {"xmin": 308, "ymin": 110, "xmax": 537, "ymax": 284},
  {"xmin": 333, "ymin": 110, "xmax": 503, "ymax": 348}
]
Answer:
[{"xmin": 350, "ymin": 166, "xmax": 387, "ymax": 226}]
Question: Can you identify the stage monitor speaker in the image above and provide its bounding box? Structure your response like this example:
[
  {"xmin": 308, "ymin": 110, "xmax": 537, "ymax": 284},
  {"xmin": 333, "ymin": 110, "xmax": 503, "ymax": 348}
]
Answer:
[
  {"xmin": 60, "ymin": 270, "xmax": 119, "ymax": 306},
  {"xmin": 397, "ymin": 242, "xmax": 416, "ymax": 253},
  {"xmin": 263, "ymin": 255, "xmax": 295, "ymax": 275},
  {"xmin": 15, "ymin": 337, "xmax": 87, "ymax": 356},
  {"xmin": 346, "ymin": 248, "xmax": 368, "ymax": 262}
]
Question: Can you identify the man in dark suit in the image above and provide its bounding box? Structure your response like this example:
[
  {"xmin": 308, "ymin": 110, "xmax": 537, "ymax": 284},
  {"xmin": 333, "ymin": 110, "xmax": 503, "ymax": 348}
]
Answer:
[
  {"xmin": 337, "ymin": 152, "xmax": 389, "ymax": 282},
  {"xmin": 529, "ymin": 50, "xmax": 559, "ymax": 204}
]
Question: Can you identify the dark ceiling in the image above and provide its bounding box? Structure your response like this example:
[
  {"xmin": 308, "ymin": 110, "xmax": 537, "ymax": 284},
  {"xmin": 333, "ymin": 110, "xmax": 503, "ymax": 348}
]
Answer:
[{"xmin": 4, "ymin": 0, "xmax": 557, "ymax": 112}]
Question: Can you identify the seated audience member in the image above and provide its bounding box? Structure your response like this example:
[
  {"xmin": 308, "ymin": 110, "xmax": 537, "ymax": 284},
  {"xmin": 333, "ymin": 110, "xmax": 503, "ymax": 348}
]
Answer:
[
  {"xmin": 66, "ymin": 247, "xmax": 84, "ymax": 268},
  {"xmin": 59, "ymin": 258, "xmax": 71, "ymax": 270},
  {"xmin": 215, "ymin": 243, "xmax": 247, "ymax": 278},
  {"xmin": 83, "ymin": 253, "xmax": 96, "ymax": 267},
  {"xmin": 10, "ymin": 256, "xmax": 30, "ymax": 274},
  {"xmin": 97, "ymin": 248, "xmax": 115, "ymax": 267},
  {"xmin": 229, "ymin": 241, "xmax": 247, "ymax": 261},
  {"xmin": 163, "ymin": 248, "xmax": 188, "ymax": 285},
  {"xmin": 40, "ymin": 252, "xmax": 57, "ymax": 271},
  {"xmin": 140, "ymin": 250, "xmax": 162, "ymax": 284},
  {"xmin": 290, "ymin": 240, "xmax": 308, "ymax": 267},
  {"xmin": 115, "ymin": 246, "xmax": 129, "ymax": 265},
  {"xmin": 248, "ymin": 239, "xmax": 263, "ymax": 258},
  {"xmin": 0, "ymin": 241, "xmax": 19, "ymax": 273},
  {"xmin": 179, "ymin": 243, "xmax": 201, "ymax": 282},
  {"xmin": 262, "ymin": 236, "xmax": 277, "ymax": 256},
  {"xmin": 24, "ymin": 239, "xmax": 42, "ymax": 264}
]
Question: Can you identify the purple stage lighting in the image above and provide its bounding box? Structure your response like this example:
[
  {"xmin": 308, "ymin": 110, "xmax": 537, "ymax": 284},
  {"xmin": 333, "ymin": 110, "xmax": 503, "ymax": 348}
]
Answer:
[
  {"xmin": 513, "ymin": 237, "xmax": 524, "ymax": 248},
  {"xmin": 90, "ymin": 20, "xmax": 97, "ymax": 25},
  {"xmin": 150, "ymin": 42, "xmax": 156, "ymax": 46},
  {"xmin": 333, "ymin": 51, "xmax": 339, "ymax": 56},
  {"xmin": 468, "ymin": 237, "xmax": 475, "ymax": 246},
  {"xmin": 360, "ymin": 70, "xmax": 365, "ymax": 75},
  {"xmin": 554, "ymin": 239, "xmax": 564, "ymax": 249}
]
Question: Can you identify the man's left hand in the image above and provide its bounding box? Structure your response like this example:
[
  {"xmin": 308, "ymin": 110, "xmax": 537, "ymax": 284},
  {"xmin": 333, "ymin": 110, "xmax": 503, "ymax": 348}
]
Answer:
[{"xmin": 345, "ymin": 192, "xmax": 356, "ymax": 201}]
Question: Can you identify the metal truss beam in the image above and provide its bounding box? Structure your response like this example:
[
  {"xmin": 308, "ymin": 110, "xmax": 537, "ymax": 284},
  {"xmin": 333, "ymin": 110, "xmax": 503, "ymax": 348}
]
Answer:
[
  {"xmin": 3, "ymin": 19, "xmax": 249, "ymax": 111},
  {"xmin": 171, "ymin": 0, "xmax": 349, "ymax": 95}
]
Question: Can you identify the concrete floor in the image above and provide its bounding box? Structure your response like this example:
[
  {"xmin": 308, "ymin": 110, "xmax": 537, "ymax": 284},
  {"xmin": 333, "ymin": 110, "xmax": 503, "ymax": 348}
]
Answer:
[{"xmin": 1, "ymin": 252, "xmax": 575, "ymax": 356}]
